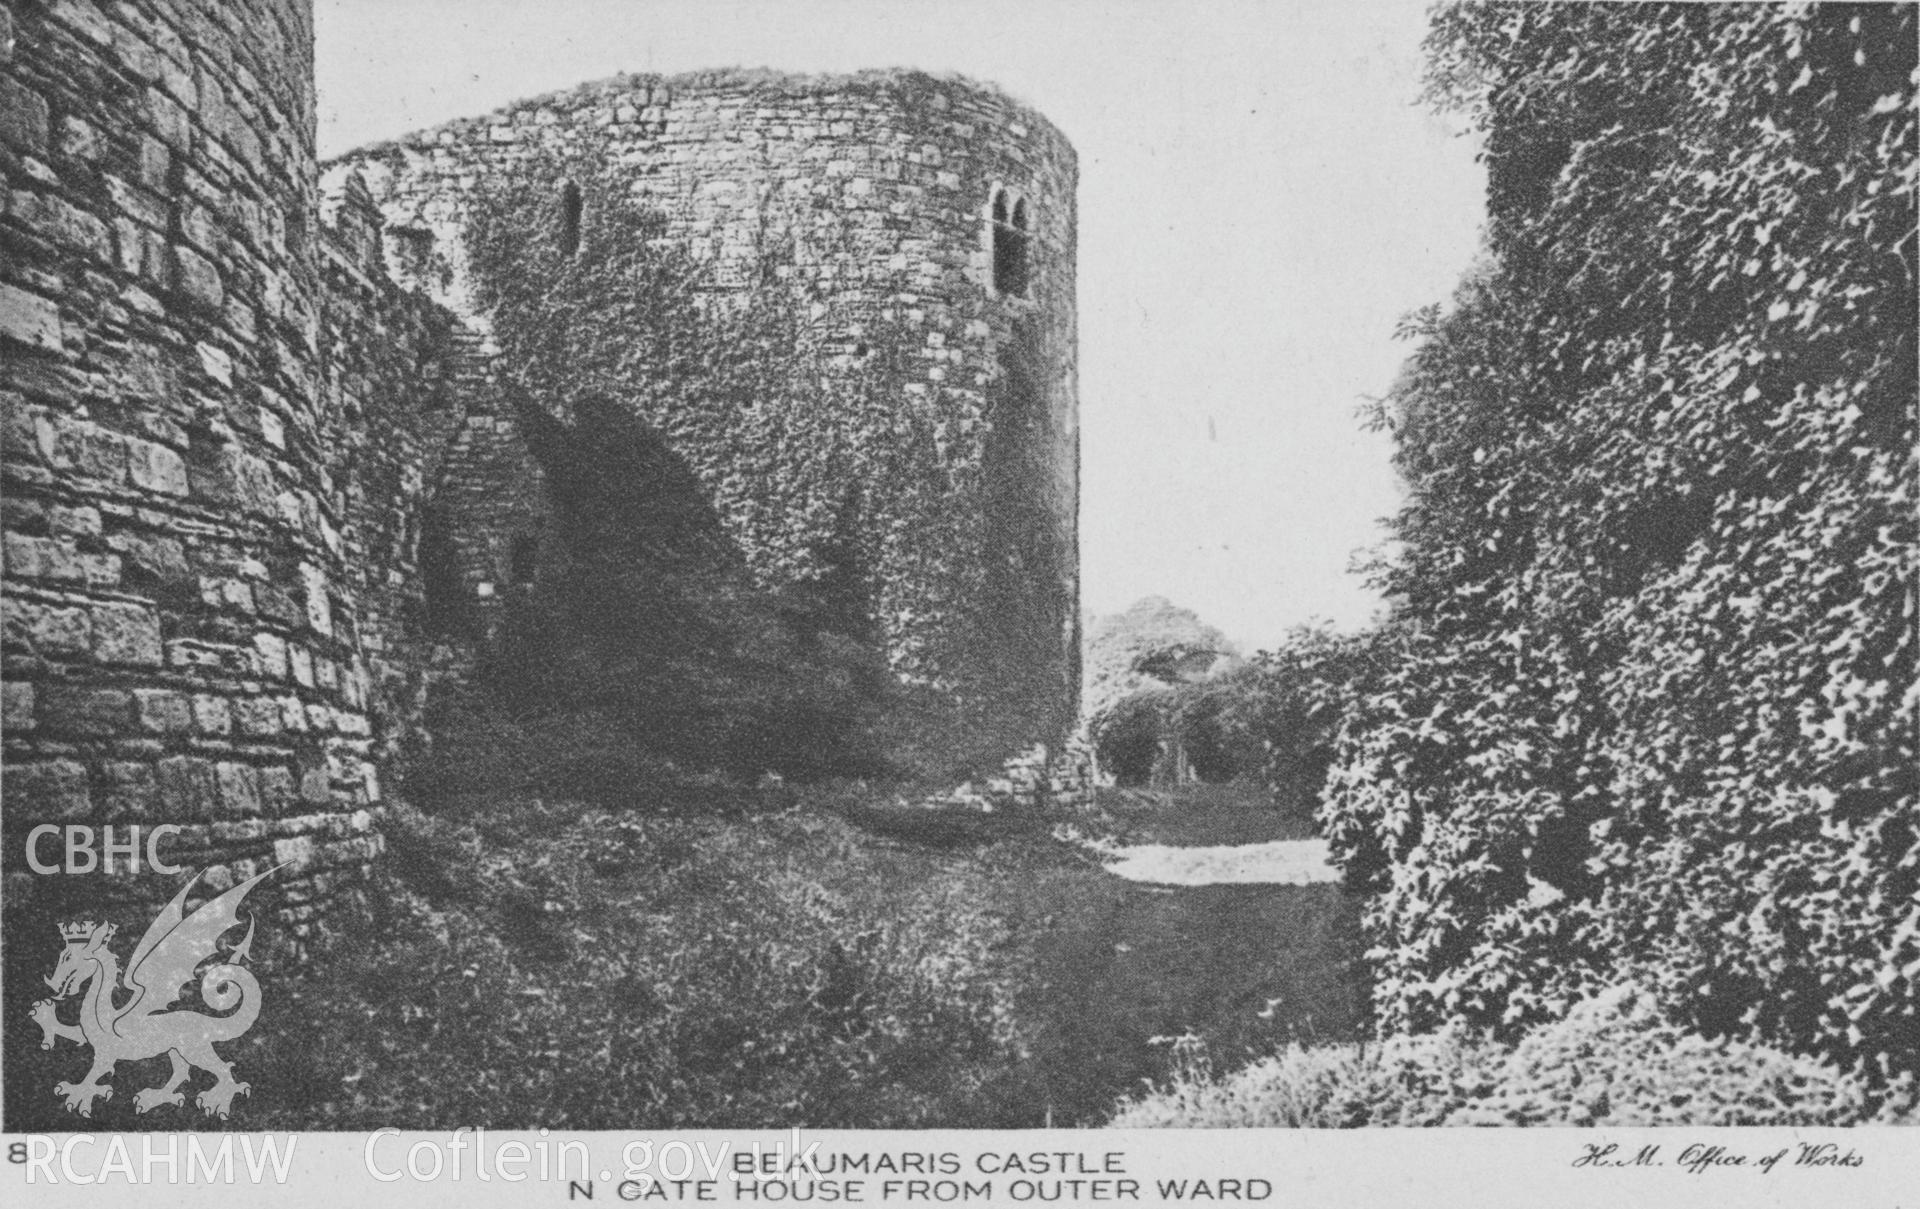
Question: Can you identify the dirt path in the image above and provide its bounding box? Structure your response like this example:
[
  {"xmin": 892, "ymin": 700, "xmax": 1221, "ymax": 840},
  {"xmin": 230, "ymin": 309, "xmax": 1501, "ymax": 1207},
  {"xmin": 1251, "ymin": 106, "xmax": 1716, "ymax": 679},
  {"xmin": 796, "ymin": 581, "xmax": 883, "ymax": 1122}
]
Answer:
[
  {"xmin": 1103, "ymin": 837, "xmax": 1339, "ymax": 885},
  {"xmin": 1021, "ymin": 782, "xmax": 1367, "ymax": 1124}
]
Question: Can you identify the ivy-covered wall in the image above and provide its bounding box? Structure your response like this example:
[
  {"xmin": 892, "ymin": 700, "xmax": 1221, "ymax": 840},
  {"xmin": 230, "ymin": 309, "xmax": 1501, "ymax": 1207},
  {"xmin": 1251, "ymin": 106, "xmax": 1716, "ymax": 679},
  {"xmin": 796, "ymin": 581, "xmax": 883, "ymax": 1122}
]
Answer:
[{"xmin": 330, "ymin": 68, "xmax": 1082, "ymax": 774}]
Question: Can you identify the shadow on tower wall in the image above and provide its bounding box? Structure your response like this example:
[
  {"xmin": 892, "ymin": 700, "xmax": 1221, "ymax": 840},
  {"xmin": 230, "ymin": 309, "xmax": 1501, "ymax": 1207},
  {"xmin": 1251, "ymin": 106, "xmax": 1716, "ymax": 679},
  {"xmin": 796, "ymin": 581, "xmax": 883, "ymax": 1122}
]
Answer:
[{"xmin": 405, "ymin": 394, "xmax": 893, "ymax": 815}]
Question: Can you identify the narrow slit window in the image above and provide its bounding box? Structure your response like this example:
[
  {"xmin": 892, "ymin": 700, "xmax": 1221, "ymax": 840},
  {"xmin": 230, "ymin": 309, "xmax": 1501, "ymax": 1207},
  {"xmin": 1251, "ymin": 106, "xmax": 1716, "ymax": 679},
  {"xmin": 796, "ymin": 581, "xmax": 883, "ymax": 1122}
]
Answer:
[
  {"xmin": 990, "ymin": 187, "xmax": 1030, "ymax": 297},
  {"xmin": 510, "ymin": 534, "xmax": 539, "ymax": 584},
  {"xmin": 558, "ymin": 181, "xmax": 583, "ymax": 257}
]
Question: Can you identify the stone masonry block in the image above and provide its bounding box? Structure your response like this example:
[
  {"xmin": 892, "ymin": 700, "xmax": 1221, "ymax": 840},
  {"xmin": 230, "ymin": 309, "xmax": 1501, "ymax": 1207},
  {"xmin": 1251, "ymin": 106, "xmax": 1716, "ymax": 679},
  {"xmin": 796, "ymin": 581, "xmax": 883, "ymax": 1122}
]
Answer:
[
  {"xmin": 235, "ymin": 695, "xmax": 281, "ymax": 737},
  {"xmin": 300, "ymin": 563, "xmax": 332, "ymax": 635},
  {"xmin": 2, "ymin": 395, "xmax": 44, "ymax": 464},
  {"xmin": 133, "ymin": 688, "xmax": 193, "ymax": 733},
  {"xmin": 145, "ymin": 87, "xmax": 189, "ymax": 150},
  {"xmin": 0, "ymin": 283, "xmax": 63, "ymax": 351},
  {"xmin": 108, "ymin": 20, "xmax": 161, "ymax": 83},
  {"xmin": 106, "ymin": 532, "xmax": 190, "ymax": 583},
  {"xmin": 126, "ymin": 437, "xmax": 189, "ymax": 495},
  {"xmin": 58, "ymin": 115, "xmax": 102, "ymax": 162},
  {"xmin": 3, "ymin": 534, "xmax": 120, "ymax": 587},
  {"xmin": 44, "ymin": 418, "xmax": 129, "ymax": 483},
  {"xmin": 215, "ymin": 761, "xmax": 264, "ymax": 816},
  {"xmin": 3, "ymin": 679, "xmax": 35, "ymax": 730},
  {"xmin": 190, "ymin": 693, "xmax": 232, "ymax": 735},
  {"xmin": 91, "ymin": 601, "xmax": 163, "ymax": 665},
  {"xmin": 273, "ymin": 834, "xmax": 316, "ymax": 869},
  {"xmin": 2, "ymin": 596, "xmax": 91, "ymax": 657},
  {"xmin": 253, "ymin": 631, "xmax": 288, "ymax": 679},
  {"xmin": 258, "ymin": 765, "xmax": 297, "ymax": 814},
  {"xmin": 42, "ymin": 194, "xmax": 114, "ymax": 261},
  {"xmin": 49, "ymin": 505, "xmax": 101, "ymax": 537},
  {"xmin": 299, "ymin": 766, "xmax": 330, "ymax": 805},
  {"xmin": 6, "ymin": 759, "xmax": 91, "ymax": 818},
  {"xmin": 170, "ymin": 244, "xmax": 223, "ymax": 310},
  {"xmin": 49, "ymin": 0, "xmax": 113, "ymax": 46},
  {"xmin": 0, "ymin": 76, "xmax": 48, "ymax": 154},
  {"xmin": 138, "ymin": 136, "xmax": 171, "ymax": 190},
  {"xmin": 40, "ymin": 685, "xmax": 135, "ymax": 736}
]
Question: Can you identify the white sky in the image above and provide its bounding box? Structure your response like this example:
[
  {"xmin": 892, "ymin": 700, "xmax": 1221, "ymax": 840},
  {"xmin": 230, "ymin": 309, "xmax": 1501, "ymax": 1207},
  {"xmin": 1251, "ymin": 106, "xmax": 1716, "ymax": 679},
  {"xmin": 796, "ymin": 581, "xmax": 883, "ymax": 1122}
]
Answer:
[{"xmin": 315, "ymin": 0, "xmax": 1486, "ymax": 653}]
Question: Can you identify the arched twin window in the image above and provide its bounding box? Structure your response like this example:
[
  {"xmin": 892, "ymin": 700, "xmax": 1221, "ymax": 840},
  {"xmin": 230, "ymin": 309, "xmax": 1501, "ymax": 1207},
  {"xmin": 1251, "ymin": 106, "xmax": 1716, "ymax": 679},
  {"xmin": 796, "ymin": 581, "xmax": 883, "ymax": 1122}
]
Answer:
[{"xmin": 989, "ymin": 186, "xmax": 1031, "ymax": 298}]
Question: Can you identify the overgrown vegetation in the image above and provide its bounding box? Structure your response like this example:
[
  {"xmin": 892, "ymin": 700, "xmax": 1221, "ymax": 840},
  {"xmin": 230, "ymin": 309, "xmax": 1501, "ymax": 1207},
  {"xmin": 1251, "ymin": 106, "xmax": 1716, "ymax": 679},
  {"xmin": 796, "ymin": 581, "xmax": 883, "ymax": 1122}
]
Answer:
[
  {"xmin": 1318, "ymin": 2, "xmax": 1917, "ymax": 1080},
  {"xmin": 1113, "ymin": 983, "xmax": 1917, "ymax": 1127},
  {"xmin": 451, "ymin": 165, "xmax": 904, "ymax": 784},
  {"xmin": 1089, "ymin": 620, "xmax": 1379, "ymax": 818},
  {"xmin": 8, "ymin": 784, "xmax": 1365, "ymax": 1131},
  {"xmin": 451, "ymin": 156, "xmax": 1072, "ymax": 787}
]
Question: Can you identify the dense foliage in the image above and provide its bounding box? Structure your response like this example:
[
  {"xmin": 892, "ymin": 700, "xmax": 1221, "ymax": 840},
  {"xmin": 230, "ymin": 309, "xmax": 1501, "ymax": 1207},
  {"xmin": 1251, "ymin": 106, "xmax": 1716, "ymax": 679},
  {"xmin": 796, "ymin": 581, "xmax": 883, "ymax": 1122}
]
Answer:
[
  {"xmin": 1090, "ymin": 623, "xmax": 1380, "ymax": 816},
  {"xmin": 1082, "ymin": 597, "xmax": 1238, "ymax": 723},
  {"xmin": 1322, "ymin": 3, "xmax": 1917, "ymax": 1077},
  {"xmin": 451, "ymin": 166, "xmax": 900, "ymax": 781},
  {"xmin": 1112, "ymin": 983, "xmax": 1916, "ymax": 1128}
]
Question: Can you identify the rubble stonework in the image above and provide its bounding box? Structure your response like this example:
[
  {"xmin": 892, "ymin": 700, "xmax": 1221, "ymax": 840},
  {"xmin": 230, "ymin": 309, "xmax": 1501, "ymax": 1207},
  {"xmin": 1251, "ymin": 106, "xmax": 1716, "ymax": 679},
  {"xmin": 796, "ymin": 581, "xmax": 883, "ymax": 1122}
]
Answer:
[
  {"xmin": 3, "ymin": 3, "xmax": 1084, "ymax": 936},
  {"xmin": 922, "ymin": 738, "xmax": 1095, "ymax": 815}
]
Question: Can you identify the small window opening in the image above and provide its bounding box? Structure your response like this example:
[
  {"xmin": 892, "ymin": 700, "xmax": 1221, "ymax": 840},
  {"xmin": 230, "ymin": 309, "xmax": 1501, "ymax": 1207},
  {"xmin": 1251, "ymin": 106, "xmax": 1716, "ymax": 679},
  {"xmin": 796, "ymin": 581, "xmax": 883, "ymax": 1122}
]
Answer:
[
  {"xmin": 510, "ymin": 534, "xmax": 539, "ymax": 585},
  {"xmin": 558, "ymin": 181, "xmax": 583, "ymax": 257},
  {"xmin": 990, "ymin": 187, "xmax": 1030, "ymax": 297}
]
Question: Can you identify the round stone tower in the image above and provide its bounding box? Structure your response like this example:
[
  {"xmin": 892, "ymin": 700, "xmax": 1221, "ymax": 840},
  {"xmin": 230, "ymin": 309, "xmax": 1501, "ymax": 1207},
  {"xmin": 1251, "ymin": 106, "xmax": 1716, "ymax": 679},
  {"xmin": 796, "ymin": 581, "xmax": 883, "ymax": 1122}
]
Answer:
[
  {"xmin": 333, "ymin": 69, "xmax": 1081, "ymax": 774},
  {"xmin": 2, "ymin": 0, "xmax": 382, "ymax": 935}
]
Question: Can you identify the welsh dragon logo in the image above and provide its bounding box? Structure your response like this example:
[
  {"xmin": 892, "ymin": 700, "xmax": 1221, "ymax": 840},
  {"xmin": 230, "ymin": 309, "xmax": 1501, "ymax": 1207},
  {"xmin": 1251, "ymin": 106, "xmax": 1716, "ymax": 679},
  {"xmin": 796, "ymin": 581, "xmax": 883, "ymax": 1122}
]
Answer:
[{"xmin": 30, "ymin": 867, "xmax": 276, "ymax": 1119}]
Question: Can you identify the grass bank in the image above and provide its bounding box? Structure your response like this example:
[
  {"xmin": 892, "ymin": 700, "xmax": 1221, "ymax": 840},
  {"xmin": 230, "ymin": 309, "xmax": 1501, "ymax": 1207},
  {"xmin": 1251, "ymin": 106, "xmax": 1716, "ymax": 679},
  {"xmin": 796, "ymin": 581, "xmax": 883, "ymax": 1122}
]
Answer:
[{"xmin": 8, "ymin": 780, "xmax": 1365, "ymax": 1130}]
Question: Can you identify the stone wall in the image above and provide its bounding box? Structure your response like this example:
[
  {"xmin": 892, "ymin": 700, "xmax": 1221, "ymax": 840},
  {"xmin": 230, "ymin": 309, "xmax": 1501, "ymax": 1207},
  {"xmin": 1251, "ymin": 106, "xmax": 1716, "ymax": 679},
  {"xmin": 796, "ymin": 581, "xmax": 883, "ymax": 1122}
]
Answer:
[
  {"xmin": 314, "ymin": 171, "xmax": 465, "ymax": 765},
  {"xmin": 329, "ymin": 68, "xmax": 1081, "ymax": 775},
  {"xmin": 2, "ymin": 6, "xmax": 1083, "ymax": 942},
  {"xmin": 922, "ymin": 737, "xmax": 1095, "ymax": 814},
  {"xmin": 0, "ymin": 0, "xmax": 453, "ymax": 938}
]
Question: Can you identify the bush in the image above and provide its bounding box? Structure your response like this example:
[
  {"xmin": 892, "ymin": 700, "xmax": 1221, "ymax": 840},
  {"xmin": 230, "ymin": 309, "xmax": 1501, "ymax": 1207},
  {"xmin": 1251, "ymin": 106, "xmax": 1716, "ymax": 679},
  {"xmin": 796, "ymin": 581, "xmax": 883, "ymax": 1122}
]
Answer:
[
  {"xmin": 1089, "ymin": 625, "xmax": 1381, "ymax": 807},
  {"xmin": 1111, "ymin": 984, "xmax": 1917, "ymax": 1128},
  {"xmin": 1323, "ymin": 2, "xmax": 1918, "ymax": 1076}
]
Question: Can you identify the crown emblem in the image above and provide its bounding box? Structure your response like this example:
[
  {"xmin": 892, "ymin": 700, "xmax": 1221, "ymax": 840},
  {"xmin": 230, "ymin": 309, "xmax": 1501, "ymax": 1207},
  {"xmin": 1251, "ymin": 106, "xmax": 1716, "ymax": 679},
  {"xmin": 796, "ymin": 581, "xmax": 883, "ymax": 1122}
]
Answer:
[{"xmin": 59, "ymin": 921, "xmax": 100, "ymax": 943}]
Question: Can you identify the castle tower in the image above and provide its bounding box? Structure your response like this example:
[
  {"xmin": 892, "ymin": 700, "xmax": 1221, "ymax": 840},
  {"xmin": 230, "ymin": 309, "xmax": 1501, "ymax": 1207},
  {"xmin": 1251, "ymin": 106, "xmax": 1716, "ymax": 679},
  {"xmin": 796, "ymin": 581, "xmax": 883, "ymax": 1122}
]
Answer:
[
  {"xmin": 2, "ymin": 0, "xmax": 385, "ymax": 932},
  {"xmin": 332, "ymin": 69, "xmax": 1082, "ymax": 773}
]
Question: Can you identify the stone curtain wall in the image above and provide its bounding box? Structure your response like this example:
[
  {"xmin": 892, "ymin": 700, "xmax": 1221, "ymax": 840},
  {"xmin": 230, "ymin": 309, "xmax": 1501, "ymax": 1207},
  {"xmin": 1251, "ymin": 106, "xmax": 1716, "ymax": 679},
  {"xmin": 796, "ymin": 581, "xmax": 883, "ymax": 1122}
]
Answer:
[
  {"xmin": 0, "ymin": 0, "xmax": 456, "ymax": 937},
  {"xmin": 330, "ymin": 68, "xmax": 1082, "ymax": 772},
  {"xmin": 314, "ymin": 172, "xmax": 466, "ymax": 768}
]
